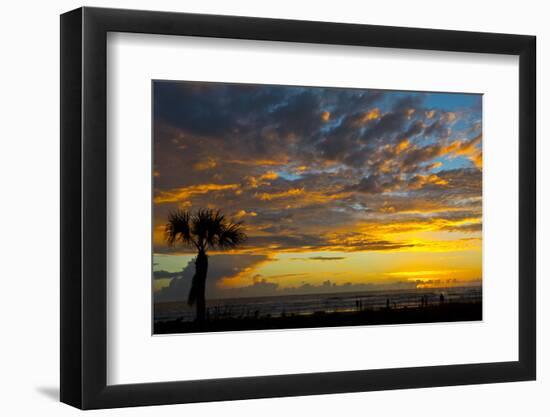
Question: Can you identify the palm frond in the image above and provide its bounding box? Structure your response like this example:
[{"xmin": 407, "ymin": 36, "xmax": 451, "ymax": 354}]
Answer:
[
  {"xmin": 191, "ymin": 209, "xmax": 211, "ymax": 248},
  {"xmin": 216, "ymin": 221, "xmax": 247, "ymax": 249},
  {"xmin": 166, "ymin": 208, "xmax": 247, "ymax": 251},
  {"xmin": 206, "ymin": 210, "xmax": 226, "ymax": 246},
  {"xmin": 164, "ymin": 210, "xmax": 193, "ymax": 247},
  {"xmin": 191, "ymin": 209, "xmax": 226, "ymax": 249}
]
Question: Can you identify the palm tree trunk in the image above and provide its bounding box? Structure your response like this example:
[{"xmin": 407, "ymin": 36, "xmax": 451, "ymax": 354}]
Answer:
[{"xmin": 193, "ymin": 250, "xmax": 208, "ymax": 325}]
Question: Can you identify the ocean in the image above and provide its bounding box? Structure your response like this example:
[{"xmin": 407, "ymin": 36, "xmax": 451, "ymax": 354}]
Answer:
[{"xmin": 154, "ymin": 286, "xmax": 482, "ymax": 323}]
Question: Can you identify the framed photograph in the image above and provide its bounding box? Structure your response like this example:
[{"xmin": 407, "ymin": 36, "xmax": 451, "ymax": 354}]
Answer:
[{"xmin": 60, "ymin": 6, "xmax": 536, "ymax": 409}]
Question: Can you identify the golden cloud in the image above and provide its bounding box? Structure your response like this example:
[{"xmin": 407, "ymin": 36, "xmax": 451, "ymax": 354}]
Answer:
[
  {"xmin": 154, "ymin": 183, "xmax": 240, "ymax": 204},
  {"xmin": 226, "ymin": 157, "xmax": 289, "ymax": 167},
  {"xmin": 246, "ymin": 171, "xmax": 279, "ymax": 188},
  {"xmin": 442, "ymin": 112, "xmax": 457, "ymax": 123},
  {"xmin": 443, "ymin": 134, "xmax": 482, "ymax": 169},
  {"xmin": 234, "ymin": 209, "xmax": 258, "ymax": 218},
  {"xmin": 350, "ymin": 214, "xmax": 482, "ymax": 238},
  {"xmin": 355, "ymin": 108, "xmax": 380, "ymax": 125},
  {"xmin": 408, "ymin": 173, "xmax": 448, "ymax": 189},
  {"xmin": 193, "ymin": 158, "xmax": 217, "ymax": 171},
  {"xmin": 255, "ymin": 188, "xmax": 305, "ymax": 201},
  {"xmin": 395, "ymin": 138, "xmax": 410, "ymax": 154}
]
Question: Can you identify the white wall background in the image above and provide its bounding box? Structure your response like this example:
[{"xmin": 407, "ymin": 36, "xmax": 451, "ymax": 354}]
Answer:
[{"xmin": 0, "ymin": 0, "xmax": 545, "ymax": 415}]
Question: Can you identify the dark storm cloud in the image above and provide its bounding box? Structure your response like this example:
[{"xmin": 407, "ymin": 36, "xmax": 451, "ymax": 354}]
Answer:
[
  {"xmin": 437, "ymin": 168, "xmax": 482, "ymax": 195},
  {"xmin": 403, "ymin": 120, "xmax": 425, "ymax": 138},
  {"xmin": 153, "ymin": 81, "xmax": 483, "ymax": 256},
  {"xmin": 154, "ymin": 81, "xmax": 289, "ymax": 138},
  {"xmin": 362, "ymin": 111, "xmax": 408, "ymax": 142},
  {"xmin": 317, "ymin": 96, "xmax": 445, "ymax": 170},
  {"xmin": 347, "ymin": 174, "xmax": 400, "ymax": 194},
  {"xmin": 327, "ymin": 89, "xmax": 384, "ymax": 118},
  {"xmin": 359, "ymin": 95, "xmax": 424, "ymax": 142},
  {"xmin": 440, "ymin": 223, "xmax": 482, "ymax": 233},
  {"xmin": 246, "ymin": 234, "xmax": 327, "ymax": 250},
  {"xmin": 153, "ymin": 270, "xmax": 181, "ymax": 280},
  {"xmin": 258, "ymin": 224, "xmax": 299, "ymax": 234},
  {"xmin": 334, "ymin": 234, "xmax": 418, "ymax": 251},
  {"xmin": 153, "ymin": 81, "xmax": 473, "ymax": 186},
  {"xmin": 155, "ymin": 254, "xmax": 271, "ymax": 302},
  {"xmin": 401, "ymin": 143, "xmax": 445, "ymax": 169},
  {"xmin": 248, "ymin": 230, "xmax": 422, "ymax": 252},
  {"xmin": 317, "ymin": 113, "xmax": 365, "ymax": 161},
  {"xmin": 267, "ymin": 90, "xmax": 323, "ymax": 141},
  {"xmin": 155, "ymin": 81, "xmax": 400, "ymax": 173},
  {"xmin": 423, "ymin": 119, "xmax": 449, "ymax": 138}
]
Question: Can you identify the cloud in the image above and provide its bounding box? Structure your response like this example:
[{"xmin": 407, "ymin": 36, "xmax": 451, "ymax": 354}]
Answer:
[
  {"xmin": 152, "ymin": 81, "xmax": 483, "ymax": 258},
  {"xmin": 255, "ymin": 188, "xmax": 304, "ymax": 201},
  {"xmin": 413, "ymin": 277, "xmax": 481, "ymax": 289},
  {"xmin": 210, "ymin": 278, "xmax": 426, "ymax": 299},
  {"xmin": 193, "ymin": 158, "xmax": 217, "ymax": 171},
  {"xmin": 325, "ymin": 233, "xmax": 418, "ymax": 251},
  {"xmin": 243, "ymin": 230, "xmax": 420, "ymax": 253},
  {"xmin": 289, "ymin": 256, "xmax": 347, "ymax": 261},
  {"xmin": 407, "ymin": 173, "xmax": 448, "ymax": 189},
  {"xmin": 363, "ymin": 111, "xmax": 409, "ymax": 141},
  {"xmin": 355, "ymin": 108, "xmax": 381, "ymax": 125},
  {"xmin": 401, "ymin": 143, "xmax": 446, "ymax": 170},
  {"xmin": 440, "ymin": 223, "xmax": 482, "ymax": 233},
  {"xmin": 348, "ymin": 174, "xmax": 400, "ymax": 194},
  {"xmin": 348, "ymin": 171, "xmax": 449, "ymax": 195},
  {"xmin": 445, "ymin": 134, "xmax": 482, "ymax": 168},
  {"xmin": 245, "ymin": 171, "xmax": 279, "ymax": 188},
  {"xmin": 154, "ymin": 254, "xmax": 271, "ymax": 302},
  {"xmin": 154, "ymin": 183, "xmax": 240, "ymax": 204},
  {"xmin": 153, "ymin": 270, "xmax": 181, "ymax": 280},
  {"xmin": 398, "ymin": 134, "xmax": 482, "ymax": 173},
  {"xmin": 234, "ymin": 209, "xmax": 257, "ymax": 218}
]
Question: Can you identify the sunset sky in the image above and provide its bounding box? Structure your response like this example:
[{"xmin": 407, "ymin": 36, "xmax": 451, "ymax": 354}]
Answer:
[{"xmin": 153, "ymin": 81, "xmax": 482, "ymax": 302}]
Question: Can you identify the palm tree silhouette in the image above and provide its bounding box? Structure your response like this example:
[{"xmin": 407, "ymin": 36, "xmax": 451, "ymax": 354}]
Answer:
[{"xmin": 164, "ymin": 209, "xmax": 247, "ymax": 324}]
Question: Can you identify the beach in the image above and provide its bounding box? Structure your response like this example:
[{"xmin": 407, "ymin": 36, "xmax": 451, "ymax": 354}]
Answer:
[{"xmin": 154, "ymin": 286, "xmax": 482, "ymax": 334}]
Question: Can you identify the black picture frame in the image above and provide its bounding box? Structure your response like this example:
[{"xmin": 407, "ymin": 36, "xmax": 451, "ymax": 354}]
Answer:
[{"xmin": 60, "ymin": 6, "xmax": 536, "ymax": 410}]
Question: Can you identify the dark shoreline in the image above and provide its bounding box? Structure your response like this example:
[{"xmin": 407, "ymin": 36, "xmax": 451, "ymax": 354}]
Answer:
[{"xmin": 154, "ymin": 301, "xmax": 482, "ymax": 334}]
